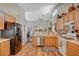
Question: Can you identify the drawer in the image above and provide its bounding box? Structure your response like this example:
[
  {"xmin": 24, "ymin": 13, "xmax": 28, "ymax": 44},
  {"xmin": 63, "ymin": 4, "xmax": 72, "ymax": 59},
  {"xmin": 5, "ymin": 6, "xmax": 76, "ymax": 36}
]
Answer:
[
  {"xmin": 67, "ymin": 45, "xmax": 79, "ymax": 56},
  {"xmin": 0, "ymin": 46, "xmax": 10, "ymax": 56},
  {"xmin": 0, "ymin": 40, "xmax": 10, "ymax": 47},
  {"xmin": 68, "ymin": 45, "xmax": 79, "ymax": 53},
  {"xmin": 68, "ymin": 41, "xmax": 79, "ymax": 50},
  {"xmin": 0, "ymin": 40, "xmax": 10, "ymax": 56}
]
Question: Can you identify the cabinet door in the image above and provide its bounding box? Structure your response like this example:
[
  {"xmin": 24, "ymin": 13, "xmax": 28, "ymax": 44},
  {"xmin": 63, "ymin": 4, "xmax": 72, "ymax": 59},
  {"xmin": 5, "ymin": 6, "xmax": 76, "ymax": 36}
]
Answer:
[
  {"xmin": 5, "ymin": 15, "xmax": 16, "ymax": 23},
  {"xmin": 67, "ymin": 45, "xmax": 79, "ymax": 56},
  {"xmin": 56, "ymin": 19, "xmax": 59, "ymax": 32},
  {"xmin": 44, "ymin": 36, "xmax": 58, "ymax": 48},
  {"xmin": 68, "ymin": 11, "xmax": 74, "ymax": 22},
  {"xmin": 58, "ymin": 18, "xmax": 64, "ymax": 30},
  {"xmin": 0, "ymin": 21, "xmax": 4, "ymax": 30},
  {"xmin": 64, "ymin": 15, "xmax": 68, "ymax": 23},
  {"xmin": 0, "ymin": 13, "xmax": 4, "ymax": 30},
  {"xmin": 56, "ymin": 18, "xmax": 61, "ymax": 31},
  {"xmin": 74, "ymin": 9, "xmax": 79, "ymax": 30},
  {"xmin": 0, "ymin": 40, "xmax": 10, "ymax": 56},
  {"xmin": 32, "ymin": 37, "xmax": 37, "ymax": 46},
  {"xmin": 44, "ymin": 36, "xmax": 55, "ymax": 46},
  {"xmin": 67, "ymin": 41, "xmax": 79, "ymax": 56}
]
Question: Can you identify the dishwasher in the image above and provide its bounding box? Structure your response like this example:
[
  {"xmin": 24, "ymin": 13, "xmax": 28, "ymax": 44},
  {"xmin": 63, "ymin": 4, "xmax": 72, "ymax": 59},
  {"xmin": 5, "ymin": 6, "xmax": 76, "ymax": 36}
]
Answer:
[{"xmin": 37, "ymin": 36, "xmax": 44, "ymax": 47}]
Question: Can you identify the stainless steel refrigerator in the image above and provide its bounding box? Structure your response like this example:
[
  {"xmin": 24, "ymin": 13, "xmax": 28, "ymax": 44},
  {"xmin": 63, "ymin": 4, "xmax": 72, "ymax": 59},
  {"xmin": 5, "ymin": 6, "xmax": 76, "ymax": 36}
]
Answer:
[{"xmin": 4, "ymin": 22, "xmax": 22, "ymax": 55}]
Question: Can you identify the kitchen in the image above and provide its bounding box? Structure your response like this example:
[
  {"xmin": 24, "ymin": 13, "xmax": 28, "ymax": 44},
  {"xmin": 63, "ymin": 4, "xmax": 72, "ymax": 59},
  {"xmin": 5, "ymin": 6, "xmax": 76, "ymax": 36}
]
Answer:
[{"xmin": 0, "ymin": 3, "xmax": 79, "ymax": 56}]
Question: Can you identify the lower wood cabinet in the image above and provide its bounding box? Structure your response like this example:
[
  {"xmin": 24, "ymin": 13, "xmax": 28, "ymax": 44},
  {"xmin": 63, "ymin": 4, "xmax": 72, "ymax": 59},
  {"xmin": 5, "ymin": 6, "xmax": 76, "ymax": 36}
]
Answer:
[
  {"xmin": 32, "ymin": 37, "xmax": 37, "ymax": 46},
  {"xmin": 0, "ymin": 40, "xmax": 10, "ymax": 56},
  {"xmin": 67, "ymin": 41, "xmax": 79, "ymax": 56},
  {"xmin": 32, "ymin": 36, "xmax": 58, "ymax": 48},
  {"xmin": 44, "ymin": 36, "xmax": 58, "ymax": 48}
]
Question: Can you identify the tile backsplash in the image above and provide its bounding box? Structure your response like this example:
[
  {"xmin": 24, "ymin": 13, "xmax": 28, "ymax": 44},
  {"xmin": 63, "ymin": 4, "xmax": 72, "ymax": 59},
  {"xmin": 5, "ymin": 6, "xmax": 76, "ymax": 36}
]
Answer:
[
  {"xmin": 0, "ymin": 31, "xmax": 4, "ymax": 38},
  {"xmin": 0, "ymin": 31, "xmax": 1, "ymax": 38}
]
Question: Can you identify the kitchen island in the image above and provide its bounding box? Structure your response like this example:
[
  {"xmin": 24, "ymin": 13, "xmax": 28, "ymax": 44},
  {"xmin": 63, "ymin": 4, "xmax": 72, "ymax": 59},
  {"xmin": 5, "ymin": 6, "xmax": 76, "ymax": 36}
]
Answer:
[
  {"xmin": 32, "ymin": 33, "xmax": 59, "ymax": 48},
  {"xmin": 44, "ymin": 35, "xmax": 58, "ymax": 48}
]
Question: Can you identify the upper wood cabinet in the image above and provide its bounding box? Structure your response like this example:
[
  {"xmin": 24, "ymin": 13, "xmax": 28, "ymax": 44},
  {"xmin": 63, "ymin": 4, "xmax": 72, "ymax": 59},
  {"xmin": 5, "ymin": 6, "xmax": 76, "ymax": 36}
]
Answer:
[
  {"xmin": 60, "ymin": 17, "xmax": 64, "ymax": 30},
  {"xmin": 56, "ymin": 17, "xmax": 64, "ymax": 31},
  {"xmin": 74, "ymin": 9, "xmax": 79, "ymax": 30},
  {"xmin": 0, "ymin": 12, "xmax": 4, "ymax": 30},
  {"xmin": 64, "ymin": 15, "xmax": 68, "ymax": 23},
  {"xmin": 68, "ymin": 11, "xmax": 74, "ymax": 22},
  {"xmin": 56, "ymin": 19, "xmax": 59, "ymax": 32},
  {"xmin": 56, "ymin": 19, "xmax": 59, "ymax": 31},
  {"xmin": 0, "ymin": 21, "xmax": 4, "ymax": 30},
  {"xmin": 5, "ymin": 15, "xmax": 16, "ymax": 23}
]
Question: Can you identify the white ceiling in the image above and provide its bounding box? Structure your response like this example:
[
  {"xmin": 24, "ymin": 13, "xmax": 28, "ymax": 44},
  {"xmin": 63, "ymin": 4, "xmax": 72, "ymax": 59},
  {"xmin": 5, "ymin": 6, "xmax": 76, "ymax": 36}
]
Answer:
[
  {"xmin": 0, "ymin": 3, "xmax": 27, "ymax": 24},
  {"xmin": 18, "ymin": 3, "xmax": 57, "ymax": 21}
]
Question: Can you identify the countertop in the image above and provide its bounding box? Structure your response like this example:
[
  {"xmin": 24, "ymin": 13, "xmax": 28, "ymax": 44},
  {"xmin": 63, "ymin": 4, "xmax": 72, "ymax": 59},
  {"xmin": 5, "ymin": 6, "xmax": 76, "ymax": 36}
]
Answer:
[
  {"xmin": 67, "ymin": 40, "xmax": 79, "ymax": 46},
  {"xmin": 0, "ymin": 39, "xmax": 10, "ymax": 43},
  {"xmin": 33, "ymin": 32, "xmax": 60, "ymax": 37}
]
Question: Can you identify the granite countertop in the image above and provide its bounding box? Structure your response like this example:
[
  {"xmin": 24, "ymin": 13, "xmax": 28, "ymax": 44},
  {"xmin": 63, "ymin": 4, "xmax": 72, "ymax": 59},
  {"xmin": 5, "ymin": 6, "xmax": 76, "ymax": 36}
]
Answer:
[
  {"xmin": 67, "ymin": 40, "xmax": 79, "ymax": 45},
  {"xmin": 0, "ymin": 39, "xmax": 10, "ymax": 43}
]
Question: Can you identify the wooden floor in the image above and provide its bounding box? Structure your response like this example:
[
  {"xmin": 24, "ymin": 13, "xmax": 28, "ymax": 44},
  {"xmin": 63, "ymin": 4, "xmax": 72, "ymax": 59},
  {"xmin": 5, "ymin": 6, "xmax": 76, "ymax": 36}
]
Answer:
[{"xmin": 16, "ymin": 43, "xmax": 62, "ymax": 56}]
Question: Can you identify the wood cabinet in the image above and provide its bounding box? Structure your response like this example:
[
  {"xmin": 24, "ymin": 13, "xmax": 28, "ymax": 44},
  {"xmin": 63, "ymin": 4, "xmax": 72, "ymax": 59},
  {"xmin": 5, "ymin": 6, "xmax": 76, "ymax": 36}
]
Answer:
[
  {"xmin": 56, "ymin": 19, "xmax": 59, "ymax": 32},
  {"xmin": 0, "ymin": 12, "xmax": 16, "ymax": 30},
  {"xmin": 0, "ymin": 13, "xmax": 4, "ymax": 30},
  {"xmin": 5, "ymin": 15, "xmax": 16, "ymax": 23},
  {"xmin": 67, "ymin": 41, "xmax": 79, "ymax": 56},
  {"xmin": 56, "ymin": 17, "xmax": 64, "ymax": 31},
  {"xmin": 68, "ymin": 11, "xmax": 74, "ymax": 22},
  {"xmin": 64, "ymin": 15, "xmax": 68, "ymax": 23},
  {"xmin": 63, "ymin": 15, "xmax": 68, "ymax": 33},
  {"xmin": 0, "ymin": 21, "xmax": 4, "ymax": 30},
  {"xmin": 0, "ymin": 40, "xmax": 10, "ymax": 56},
  {"xmin": 74, "ymin": 9, "xmax": 79, "ymax": 30},
  {"xmin": 58, "ymin": 18, "xmax": 61, "ymax": 30},
  {"xmin": 59, "ymin": 17, "xmax": 64, "ymax": 30},
  {"xmin": 32, "ymin": 37, "xmax": 37, "ymax": 46},
  {"xmin": 44, "ymin": 36, "xmax": 58, "ymax": 48}
]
